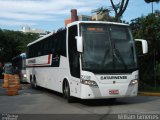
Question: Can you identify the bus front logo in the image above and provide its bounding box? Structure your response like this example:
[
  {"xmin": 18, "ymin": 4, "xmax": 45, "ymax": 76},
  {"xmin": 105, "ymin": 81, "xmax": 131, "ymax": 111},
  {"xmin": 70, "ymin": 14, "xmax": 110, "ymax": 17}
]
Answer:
[{"xmin": 100, "ymin": 76, "xmax": 127, "ymax": 80}]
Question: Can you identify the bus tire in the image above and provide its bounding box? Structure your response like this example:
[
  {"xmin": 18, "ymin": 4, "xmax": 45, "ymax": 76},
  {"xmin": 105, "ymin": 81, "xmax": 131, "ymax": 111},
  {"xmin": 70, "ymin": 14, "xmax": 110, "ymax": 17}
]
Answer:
[
  {"xmin": 30, "ymin": 76, "xmax": 34, "ymax": 89},
  {"xmin": 63, "ymin": 80, "xmax": 74, "ymax": 103},
  {"xmin": 33, "ymin": 76, "xmax": 39, "ymax": 89}
]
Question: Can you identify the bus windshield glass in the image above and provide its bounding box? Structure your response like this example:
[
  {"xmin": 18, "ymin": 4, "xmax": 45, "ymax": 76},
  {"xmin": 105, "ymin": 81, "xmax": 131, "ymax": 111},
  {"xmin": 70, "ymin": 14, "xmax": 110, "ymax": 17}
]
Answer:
[{"xmin": 80, "ymin": 23, "xmax": 137, "ymax": 73}]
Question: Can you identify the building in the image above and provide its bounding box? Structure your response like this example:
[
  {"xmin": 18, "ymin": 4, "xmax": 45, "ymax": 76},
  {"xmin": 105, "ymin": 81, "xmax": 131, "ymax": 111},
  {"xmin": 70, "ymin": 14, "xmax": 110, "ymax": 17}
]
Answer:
[
  {"xmin": 20, "ymin": 26, "xmax": 49, "ymax": 37},
  {"xmin": 92, "ymin": 11, "xmax": 110, "ymax": 21},
  {"xmin": 64, "ymin": 15, "xmax": 92, "ymax": 26},
  {"xmin": 78, "ymin": 15, "xmax": 92, "ymax": 21},
  {"xmin": 64, "ymin": 9, "xmax": 112, "ymax": 26}
]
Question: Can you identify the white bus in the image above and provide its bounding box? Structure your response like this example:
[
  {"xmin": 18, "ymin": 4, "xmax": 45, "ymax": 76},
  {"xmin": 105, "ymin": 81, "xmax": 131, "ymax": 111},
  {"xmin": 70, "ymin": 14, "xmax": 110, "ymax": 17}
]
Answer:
[{"xmin": 26, "ymin": 21, "xmax": 148, "ymax": 102}]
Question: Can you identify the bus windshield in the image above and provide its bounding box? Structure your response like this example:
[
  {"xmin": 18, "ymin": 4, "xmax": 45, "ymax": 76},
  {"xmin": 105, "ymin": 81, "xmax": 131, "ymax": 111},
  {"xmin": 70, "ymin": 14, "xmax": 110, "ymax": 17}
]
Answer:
[
  {"xmin": 80, "ymin": 23, "xmax": 137, "ymax": 73},
  {"xmin": 12, "ymin": 53, "xmax": 26, "ymax": 70}
]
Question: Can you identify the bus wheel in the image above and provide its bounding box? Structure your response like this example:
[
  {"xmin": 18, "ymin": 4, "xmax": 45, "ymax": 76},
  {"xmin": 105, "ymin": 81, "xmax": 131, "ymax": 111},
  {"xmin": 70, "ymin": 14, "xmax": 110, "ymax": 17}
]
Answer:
[
  {"xmin": 31, "ymin": 76, "xmax": 38, "ymax": 89},
  {"xmin": 31, "ymin": 80, "xmax": 34, "ymax": 88},
  {"xmin": 33, "ymin": 76, "xmax": 39, "ymax": 89},
  {"xmin": 33, "ymin": 80, "xmax": 38, "ymax": 89},
  {"xmin": 30, "ymin": 76, "xmax": 34, "ymax": 89},
  {"xmin": 63, "ymin": 81, "xmax": 74, "ymax": 103}
]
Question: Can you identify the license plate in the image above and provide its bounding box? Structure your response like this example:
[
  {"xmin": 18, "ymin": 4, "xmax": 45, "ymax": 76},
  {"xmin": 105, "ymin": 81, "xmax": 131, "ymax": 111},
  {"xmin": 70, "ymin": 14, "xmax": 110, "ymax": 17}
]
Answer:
[{"xmin": 109, "ymin": 90, "xmax": 119, "ymax": 94}]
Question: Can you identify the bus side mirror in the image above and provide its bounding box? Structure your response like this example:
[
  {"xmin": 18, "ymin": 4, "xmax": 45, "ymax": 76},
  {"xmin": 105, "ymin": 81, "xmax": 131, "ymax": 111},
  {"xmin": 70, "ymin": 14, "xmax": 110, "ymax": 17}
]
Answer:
[
  {"xmin": 135, "ymin": 39, "xmax": 148, "ymax": 55},
  {"xmin": 75, "ymin": 36, "xmax": 83, "ymax": 53}
]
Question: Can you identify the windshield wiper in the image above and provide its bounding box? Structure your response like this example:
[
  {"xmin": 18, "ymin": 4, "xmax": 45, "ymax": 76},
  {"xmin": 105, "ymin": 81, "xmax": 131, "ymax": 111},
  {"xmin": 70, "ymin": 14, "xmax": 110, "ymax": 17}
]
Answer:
[
  {"xmin": 112, "ymin": 45, "xmax": 128, "ymax": 70},
  {"xmin": 101, "ymin": 47, "xmax": 110, "ymax": 65}
]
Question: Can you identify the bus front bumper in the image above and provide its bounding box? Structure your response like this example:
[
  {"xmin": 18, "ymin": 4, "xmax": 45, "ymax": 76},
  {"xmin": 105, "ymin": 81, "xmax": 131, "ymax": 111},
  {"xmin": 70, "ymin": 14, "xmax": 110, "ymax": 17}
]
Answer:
[{"xmin": 80, "ymin": 83, "xmax": 138, "ymax": 99}]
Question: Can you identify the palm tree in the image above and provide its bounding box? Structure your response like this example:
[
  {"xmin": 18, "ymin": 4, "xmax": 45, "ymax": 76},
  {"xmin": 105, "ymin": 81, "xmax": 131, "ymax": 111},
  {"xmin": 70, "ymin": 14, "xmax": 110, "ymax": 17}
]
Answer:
[
  {"xmin": 144, "ymin": 0, "xmax": 160, "ymax": 3},
  {"xmin": 92, "ymin": 7, "xmax": 112, "ymax": 15},
  {"xmin": 92, "ymin": 0, "xmax": 129, "ymax": 22},
  {"xmin": 92, "ymin": 7, "xmax": 112, "ymax": 21},
  {"xmin": 144, "ymin": 0, "xmax": 160, "ymax": 13}
]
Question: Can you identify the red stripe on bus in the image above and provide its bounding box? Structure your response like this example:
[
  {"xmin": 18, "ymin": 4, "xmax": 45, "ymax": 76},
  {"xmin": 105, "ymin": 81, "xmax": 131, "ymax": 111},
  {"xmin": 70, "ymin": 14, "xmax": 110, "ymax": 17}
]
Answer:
[{"xmin": 48, "ymin": 54, "xmax": 51, "ymax": 64}]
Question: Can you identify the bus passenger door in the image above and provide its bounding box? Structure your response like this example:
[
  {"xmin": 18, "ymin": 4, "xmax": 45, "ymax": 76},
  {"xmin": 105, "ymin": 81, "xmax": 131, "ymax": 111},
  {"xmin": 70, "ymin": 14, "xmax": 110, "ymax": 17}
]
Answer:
[{"xmin": 68, "ymin": 25, "xmax": 81, "ymax": 97}]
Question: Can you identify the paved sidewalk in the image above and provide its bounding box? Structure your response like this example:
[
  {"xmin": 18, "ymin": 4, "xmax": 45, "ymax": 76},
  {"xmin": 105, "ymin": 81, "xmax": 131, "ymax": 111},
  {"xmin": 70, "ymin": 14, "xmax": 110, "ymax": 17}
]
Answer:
[
  {"xmin": 138, "ymin": 92, "xmax": 160, "ymax": 96},
  {"xmin": 0, "ymin": 79, "xmax": 6, "ymax": 95}
]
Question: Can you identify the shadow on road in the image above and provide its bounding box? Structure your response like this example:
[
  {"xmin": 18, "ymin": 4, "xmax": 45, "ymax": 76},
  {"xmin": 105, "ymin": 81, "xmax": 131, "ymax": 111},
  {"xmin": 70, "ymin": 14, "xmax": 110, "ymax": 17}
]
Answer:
[
  {"xmin": 0, "ymin": 79, "xmax": 159, "ymax": 107},
  {"xmin": 77, "ymin": 96, "xmax": 160, "ymax": 106},
  {"xmin": 30, "ymin": 85, "xmax": 160, "ymax": 107}
]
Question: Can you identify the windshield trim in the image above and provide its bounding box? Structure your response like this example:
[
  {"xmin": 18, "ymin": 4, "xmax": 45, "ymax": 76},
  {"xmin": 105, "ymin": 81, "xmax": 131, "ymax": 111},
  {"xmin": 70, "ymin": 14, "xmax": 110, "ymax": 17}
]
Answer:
[{"xmin": 82, "ymin": 66, "xmax": 138, "ymax": 74}]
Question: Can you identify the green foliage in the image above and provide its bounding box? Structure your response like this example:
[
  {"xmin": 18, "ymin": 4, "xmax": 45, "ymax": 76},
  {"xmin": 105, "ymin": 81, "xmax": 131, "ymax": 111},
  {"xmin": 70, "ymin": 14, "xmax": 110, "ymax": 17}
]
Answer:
[
  {"xmin": 92, "ymin": 7, "xmax": 112, "ymax": 15},
  {"xmin": 130, "ymin": 11, "xmax": 160, "ymax": 89},
  {"xmin": 0, "ymin": 29, "xmax": 39, "ymax": 63},
  {"xmin": 155, "ymin": 62, "xmax": 160, "ymax": 78},
  {"xmin": 130, "ymin": 13, "xmax": 160, "ymax": 55}
]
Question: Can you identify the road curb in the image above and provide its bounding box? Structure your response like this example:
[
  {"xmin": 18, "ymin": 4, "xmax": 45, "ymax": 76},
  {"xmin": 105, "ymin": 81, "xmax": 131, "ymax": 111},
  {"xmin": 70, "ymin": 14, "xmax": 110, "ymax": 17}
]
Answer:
[{"xmin": 138, "ymin": 92, "xmax": 160, "ymax": 96}]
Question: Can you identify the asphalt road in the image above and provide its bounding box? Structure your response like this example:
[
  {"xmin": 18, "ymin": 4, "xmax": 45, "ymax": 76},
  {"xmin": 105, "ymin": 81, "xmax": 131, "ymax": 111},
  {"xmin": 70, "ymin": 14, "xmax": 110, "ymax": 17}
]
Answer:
[{"xmin": 0, "ymin": 79, "xmax": 160, "ymax": 120}]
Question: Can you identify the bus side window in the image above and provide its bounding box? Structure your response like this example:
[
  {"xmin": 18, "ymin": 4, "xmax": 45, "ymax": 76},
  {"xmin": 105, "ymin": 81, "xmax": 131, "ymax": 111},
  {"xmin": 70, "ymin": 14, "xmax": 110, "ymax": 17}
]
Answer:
[
  {"xmin": 59, "ymin": 30, "xmax": 67, "ymax": 57},
  {"xmin": 27, "ymin": 46, "xmax": 30, "ymax": 58},
  {"xmin": 29, "ymin": 46, "xmax": 33, "ymax": 58},
  {"xmin": 36, "ymin": 42, "xmax": 41, "ymax": 56},
  {"xmin": 44, "ymin": 39, "xmax": 49, "ymax": 55},
  {"xmin": 48, "ymin": 36, "xmax": 53, "ymax": 54},
  {"xmin": 52, "ymin": 33, "xmax": 57, "ymax": 54}
]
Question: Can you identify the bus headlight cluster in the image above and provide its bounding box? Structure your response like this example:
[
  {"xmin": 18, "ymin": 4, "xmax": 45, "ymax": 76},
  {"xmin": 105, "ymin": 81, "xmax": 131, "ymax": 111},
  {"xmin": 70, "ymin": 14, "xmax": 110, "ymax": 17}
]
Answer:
[
  {"xmin": 81, "ymin": 80, "xmax": 98, "ymax": 87},
  {"xmin": 23, "ymin": 74, "xmax": 27, "ymax": 78},
  {"xmin": 129, "ymin": 79, "xmax": 138, "ymax": 86}
]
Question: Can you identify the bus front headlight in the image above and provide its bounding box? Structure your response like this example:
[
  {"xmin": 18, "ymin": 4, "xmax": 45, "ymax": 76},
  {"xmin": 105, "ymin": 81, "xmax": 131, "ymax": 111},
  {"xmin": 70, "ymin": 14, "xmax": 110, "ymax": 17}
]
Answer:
[
  {"xmin": 129, "ymin": 79, "xmax": 138, "ymax": 86},
  {"xmin": 23, "ymin": 74, "xmax": 27, "ymax": 78},
  {"xmin": 81, "ymin": 80, "xmax": 98, "ymax": 87}
]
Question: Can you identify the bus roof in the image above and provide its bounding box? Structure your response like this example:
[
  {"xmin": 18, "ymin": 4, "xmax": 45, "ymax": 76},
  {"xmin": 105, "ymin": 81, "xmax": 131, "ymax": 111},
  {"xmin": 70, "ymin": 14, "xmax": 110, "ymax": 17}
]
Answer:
[
  {"xmin": 12, "ymin": 53, "xmax": 26, "ymax": 60},
  {"xmin": 66, "ymin": 21, "xmax": 129, "ymax": 28},
  {"xmin": 20, "ymin": 53, "xmax": 26, "ymax": 57},
  {"xmin": 27, "ymin": 21, "xmax": 129, "ymax": 47},
  {"xmin": 27, "ymin": 32, "xmax": 54, "ymax": 47}
]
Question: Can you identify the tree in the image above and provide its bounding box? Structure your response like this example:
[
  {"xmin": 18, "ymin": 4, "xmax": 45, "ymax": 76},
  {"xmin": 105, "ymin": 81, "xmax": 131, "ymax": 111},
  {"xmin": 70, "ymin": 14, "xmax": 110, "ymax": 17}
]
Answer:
[
  {"xmin": 110, "ymin": 0, "xmax": 129, "ymax": 22},
  {"xmin": 130, "ymin": 13, "xmax": 160, "ymax": 58},
  {"xmin": 92, "ymin": 0, "xmax": 130, "ymax": 22},
  {"xmin": 0, "ymin": 29, "xmax": 39, "ymax": 63},
  {"xmin": 155, "ymin": 10, "xmax": 160, "ymax": 17},
  {"xmin": 130, "ymin": 12, "xmax": 160, "ymax": 88},
  {"xmin": 92, "ymin": 7, "xmax": 111, "ymax": 15}
]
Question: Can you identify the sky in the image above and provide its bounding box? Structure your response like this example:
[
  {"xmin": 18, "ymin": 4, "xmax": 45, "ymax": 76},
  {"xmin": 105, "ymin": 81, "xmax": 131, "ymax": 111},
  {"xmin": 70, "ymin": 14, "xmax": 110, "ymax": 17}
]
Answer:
[{"xmin": 0, "ymin": 0, "xmax": 159, "ymax": 32}]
